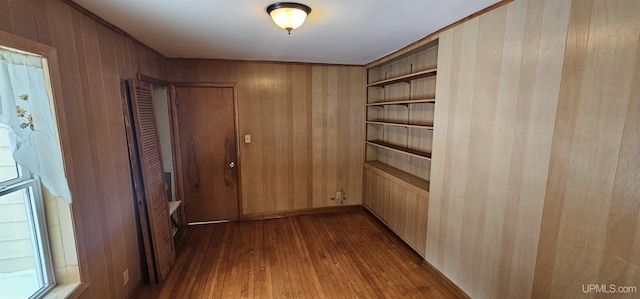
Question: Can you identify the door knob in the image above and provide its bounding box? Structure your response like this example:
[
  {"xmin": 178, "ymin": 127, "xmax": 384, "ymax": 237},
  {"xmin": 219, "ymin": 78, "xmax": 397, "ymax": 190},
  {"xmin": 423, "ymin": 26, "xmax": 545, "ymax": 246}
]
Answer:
[{"xmin": 229, "ymin": 161, "xmax": 235, "ymax": 168}]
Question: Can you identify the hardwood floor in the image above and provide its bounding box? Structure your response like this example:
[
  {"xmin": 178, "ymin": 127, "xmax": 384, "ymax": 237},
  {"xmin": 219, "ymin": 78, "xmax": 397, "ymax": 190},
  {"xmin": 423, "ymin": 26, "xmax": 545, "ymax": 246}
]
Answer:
[{"xmin": 133, "ymin": 209, "xmax": 460, "ymax": 298}]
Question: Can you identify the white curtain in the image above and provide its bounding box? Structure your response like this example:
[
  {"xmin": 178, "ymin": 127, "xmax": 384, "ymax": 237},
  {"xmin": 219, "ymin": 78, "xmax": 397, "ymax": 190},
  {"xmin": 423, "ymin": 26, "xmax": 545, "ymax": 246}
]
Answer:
[{"xmin": 0, "ymin": 47, "xmax": 72, "ymax": 203}]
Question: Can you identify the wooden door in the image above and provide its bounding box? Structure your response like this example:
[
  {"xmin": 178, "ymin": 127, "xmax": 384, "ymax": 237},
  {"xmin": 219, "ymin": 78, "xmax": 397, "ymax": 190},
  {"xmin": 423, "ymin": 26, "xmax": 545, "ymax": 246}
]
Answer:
[
  {"xmin": 125, "ymin": 79, "xmax": 175, "ymax": 283},
  {"xmin": 172, "ymin": 85, "xmax": 239, "ymax": 223}
]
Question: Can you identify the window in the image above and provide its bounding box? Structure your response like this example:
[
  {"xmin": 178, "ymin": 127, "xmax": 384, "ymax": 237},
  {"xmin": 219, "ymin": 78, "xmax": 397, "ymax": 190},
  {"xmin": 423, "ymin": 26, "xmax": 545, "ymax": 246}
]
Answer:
[
  {"xmin": 0, "ymin": 40, "xmax": 74, "ymax": 298},
  {"xmin": 0, "ymin": 124, "xmax": 55, "ymax": 298}
]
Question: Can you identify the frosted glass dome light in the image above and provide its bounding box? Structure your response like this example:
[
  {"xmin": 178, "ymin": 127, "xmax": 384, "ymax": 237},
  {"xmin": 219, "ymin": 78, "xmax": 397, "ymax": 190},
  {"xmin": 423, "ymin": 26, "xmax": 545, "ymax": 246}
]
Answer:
[{"xmin": 266, "ymin": 2, "xmax": 312, "ymax": 35}]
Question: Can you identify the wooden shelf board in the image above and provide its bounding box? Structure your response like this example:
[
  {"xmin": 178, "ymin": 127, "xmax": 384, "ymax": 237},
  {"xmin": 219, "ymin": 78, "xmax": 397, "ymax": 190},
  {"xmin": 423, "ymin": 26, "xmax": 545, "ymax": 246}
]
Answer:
[
  {"xmin": 367, "ymin": 98, "xmax": 436, "ymax": 106},
  {"xmin": 367, "ymin": 68, "xmax": 437, "ymax": 87},
  {"xmin": 366, "ymin": 140, "xmax": 432, "ymax": 160},
  {"xmin": 366, "ymin": 121, "xmax": 433, "ymax": 130},
  {"xmin": 364, "ymin": 161, "xmax": 429, "ymax": 194}
]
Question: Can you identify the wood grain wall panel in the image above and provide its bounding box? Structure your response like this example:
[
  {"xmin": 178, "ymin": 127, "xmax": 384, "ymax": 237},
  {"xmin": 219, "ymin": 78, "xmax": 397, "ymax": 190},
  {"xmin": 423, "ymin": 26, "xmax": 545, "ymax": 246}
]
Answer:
[
  {"xmin": 1, "ymin": 0, "xmax": 169, "ymax": 298},
  {"xmin": 78, "ymin": 13, "xmax": 123, "ymax": 297},
  {"xmin": 426, "ymin": 24, "xmax": 453, "ymax": 270},
  {"xmin": 7, "ymin": 0, "xmax": 38, "ymax": 41},
  {"xmin": 49, "ymin": 3, "xmax": 109, "ymax": 296},
  {"xmin": 135, "ymin": 44, "xmax": 151, "ymax": 78},
  {"xmin": 0, "ymin": 0, "xmax": 10, "ymax": 32},
  {"xmin": 457, "ymin": 8, "xmax": 505, "ymax": 294},
  {"xmin": 442, "ymin": 17, "xmax": 478, "ymax": 283},
  {"xmin": 427, "ymin": 0, "xmax": 571, "ymax": 298},
  {"xmin": 168, "ymin": 60, "xmax": 364, "ymax": 216},
  {"xmin": 610, "ymin": 48, "xmax": 640, "ymax": 298},
  {"xmin": 311, "ymin": 66, "xmax": 329, "ymax": 208},
  {"xmin": 620, "ymin": 42, "xmax": 640, "ymax": 295},
  {"xmin": 533, "ymin": 1, "xmax": 640, "ymax": 298},
  {"xmin": 32, "ymin": 2, "xmax": 53, "ymax": 46}
]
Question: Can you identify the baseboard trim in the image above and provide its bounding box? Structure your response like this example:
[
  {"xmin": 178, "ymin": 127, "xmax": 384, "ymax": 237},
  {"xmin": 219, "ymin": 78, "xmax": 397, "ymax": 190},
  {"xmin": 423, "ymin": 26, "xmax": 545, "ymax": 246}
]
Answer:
[
  {"xmin": 241, "ymin": 205, "xmax": 364, "ymax": 221},
  {"xmin": 420, "ymin": 260, "xmax": 471, "ymax": 299}
]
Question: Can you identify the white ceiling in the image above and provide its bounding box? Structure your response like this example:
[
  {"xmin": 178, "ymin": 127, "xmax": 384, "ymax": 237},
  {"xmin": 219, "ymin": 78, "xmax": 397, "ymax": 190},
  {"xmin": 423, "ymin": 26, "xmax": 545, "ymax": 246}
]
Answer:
[{"xmin": 74, "ymin": 0, "xmax": 500, "ymax": 65}]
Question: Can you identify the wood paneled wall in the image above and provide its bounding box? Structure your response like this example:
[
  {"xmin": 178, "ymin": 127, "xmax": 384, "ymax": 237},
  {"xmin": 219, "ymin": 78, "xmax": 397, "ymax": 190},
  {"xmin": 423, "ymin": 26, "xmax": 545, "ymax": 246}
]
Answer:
[
  {"xmin": 426, "ymin": 0, "xmax": 571, "ymax": 298},
  {"xmin": 532, "ymin": 0, "xmax": 640, "ymax": 298},
  {"xmin": 1, "ymin": 0, "xmax": 167, "ymax": 298},
  {"xmin": 427, "ymin": 0, "xmax": 640, "ymax": 297},
  {"xmin": 167, "ymin": 60, "xmax": 364, "ymax": 216}
]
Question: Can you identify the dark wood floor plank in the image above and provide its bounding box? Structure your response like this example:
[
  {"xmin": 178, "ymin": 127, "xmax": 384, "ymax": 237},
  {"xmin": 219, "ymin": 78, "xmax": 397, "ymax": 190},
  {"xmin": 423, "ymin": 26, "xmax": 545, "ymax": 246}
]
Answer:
[{"xmin": 133, "ymin": 210, "xmax": 459, "ymax": 298}]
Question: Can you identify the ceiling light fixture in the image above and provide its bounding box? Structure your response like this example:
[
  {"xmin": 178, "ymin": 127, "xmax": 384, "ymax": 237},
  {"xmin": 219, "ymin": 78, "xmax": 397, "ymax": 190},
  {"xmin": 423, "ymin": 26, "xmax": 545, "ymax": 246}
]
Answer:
[{"xmin": 266, "ymin": 2, "xmax": 312, "ymax": 35}]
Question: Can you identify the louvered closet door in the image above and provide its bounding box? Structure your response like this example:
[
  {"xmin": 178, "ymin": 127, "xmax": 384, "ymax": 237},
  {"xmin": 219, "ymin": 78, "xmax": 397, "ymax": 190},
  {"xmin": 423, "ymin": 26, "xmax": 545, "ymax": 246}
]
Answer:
[{"xmin": 127, "ymin": 79, "xmax": 175, "ymax": 282}]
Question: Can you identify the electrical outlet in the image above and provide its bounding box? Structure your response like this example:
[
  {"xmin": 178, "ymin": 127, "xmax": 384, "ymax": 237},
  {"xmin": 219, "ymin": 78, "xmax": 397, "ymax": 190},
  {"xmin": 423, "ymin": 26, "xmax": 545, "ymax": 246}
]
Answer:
[
  {"xmin": 123, "ymin": 268, "xmax": 129, "ymax": 285},
  {"xmin": 331, "ymin": 190, "xmax": 346, "ymax": 204}
]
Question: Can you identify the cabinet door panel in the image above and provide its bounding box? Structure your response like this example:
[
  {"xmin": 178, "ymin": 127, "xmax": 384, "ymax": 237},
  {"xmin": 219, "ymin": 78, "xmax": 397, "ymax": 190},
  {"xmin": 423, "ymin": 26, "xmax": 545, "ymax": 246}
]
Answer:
[{"xmin": 363, "ymin": 168, "xmax": 429, "ymax": 256}]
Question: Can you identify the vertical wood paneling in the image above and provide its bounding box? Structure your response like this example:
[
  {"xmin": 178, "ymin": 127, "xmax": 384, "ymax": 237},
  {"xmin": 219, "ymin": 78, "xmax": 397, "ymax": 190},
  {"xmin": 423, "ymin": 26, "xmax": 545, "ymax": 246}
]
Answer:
[
  {"xmin": 620, "ymin": 39, "xmax": 640, "ymax": 298},
  {"xmin": 442, "ymin": 17, "xmax": 479, "ymax": 282},
  {"xmin": 311, "ymin": 66, "xmax": 328, "ymax": 208},
  {"xmin": 0, "ymin": 0, "xmax": 12, "ymax": 32},
  {"xmin": 609, "ymin": 46, "xmax": 640, "ymax": 297},
  {"xmin": 79, "ymin": 14, "xmax": 122, "ymax": 297},
  {"xmin": 427, "ymin": 0, "xmax": 571, "ymax": 298},
  {"xmin": 49, "ymin": 3, "xmax": 110, "ymax": 297},
  {"xmin": 7, "ymin": 0, "xmax": 38, "ymax": 41},
  {"xmin": 259, "ymin": 63, "xmax": 278, "ymax": 212},
  {"xmin": 168, "ymin": 60, "xmax": 364, "ymax": 216},
  {"xmin": 32, "ymin": 1, "xmax": 52, "ymax": 46},
  {"xmin": 457, "ymin": 7, "xmax": 505, "ymax": 295},
  {"xmin": 291, "ymin": 65, "xmax": 310, "ymax": 210},
  {"xmin": 533, "ymin": 0, "xmax": 640, "ymax": 298},
  {"xmin": 427, "ymin": 25, "xmax": 456, "ymax": 269},
  {"xmin": 135, "ymin": 44, "xmax": 150, "ymax": 77},
  {"xmin": 2, "ymin": 0, "xmax": 169, "ymax": 298},
  {"xmin": 479, "ymin": 2, "xmax": 527, "ymax": 298}
]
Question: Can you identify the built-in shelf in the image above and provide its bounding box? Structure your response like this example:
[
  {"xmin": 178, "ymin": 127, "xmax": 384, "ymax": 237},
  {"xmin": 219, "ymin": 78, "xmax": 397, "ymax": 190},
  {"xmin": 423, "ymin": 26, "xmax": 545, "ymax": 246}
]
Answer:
[
  {"xmin": 366, "ymin": 121, "xmax": 433, "ymax": 130},
  {"xmin": 367, "ymin": 68, "xmax": 437, "ymax": 87},
  {"xmin": 364, "ymin": 38, "xmax": 438, "ymax": 259},
  {"xmin": 364, "ymin": 161, "xmax": 429, "ymax": 193},
  {"xmin": 366, "ymin": 98, "xmax": 436, "ymax": 106},
  {"xmin": 366, "ymin": 140, "xmax": 432, "ymax": 160}
]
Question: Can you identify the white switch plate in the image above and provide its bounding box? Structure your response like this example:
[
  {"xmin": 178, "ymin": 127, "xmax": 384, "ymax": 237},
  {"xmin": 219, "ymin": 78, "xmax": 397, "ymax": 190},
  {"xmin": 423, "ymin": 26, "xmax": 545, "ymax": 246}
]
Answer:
[{"xmin": 244, "ymin": 135, "xmax": 251, "ymax": 144}]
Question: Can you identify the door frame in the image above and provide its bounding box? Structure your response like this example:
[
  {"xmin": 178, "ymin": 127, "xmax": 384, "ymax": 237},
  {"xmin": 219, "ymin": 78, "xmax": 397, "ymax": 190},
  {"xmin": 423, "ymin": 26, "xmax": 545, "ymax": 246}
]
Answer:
[{"xmin": 169, "ymin": 82, "xmax": 243, "ymax": 223}]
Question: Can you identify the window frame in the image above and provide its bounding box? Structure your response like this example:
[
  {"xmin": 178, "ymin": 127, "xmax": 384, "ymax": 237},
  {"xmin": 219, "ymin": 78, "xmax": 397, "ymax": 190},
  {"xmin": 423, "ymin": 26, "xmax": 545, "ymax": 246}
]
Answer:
[
  {"xmin": 0, "ymin": 168, "xmax": 56, "ymax": 298},
  {"xmin": 0, "ymin": 29, "xmax": 88, "ymax": 298}
]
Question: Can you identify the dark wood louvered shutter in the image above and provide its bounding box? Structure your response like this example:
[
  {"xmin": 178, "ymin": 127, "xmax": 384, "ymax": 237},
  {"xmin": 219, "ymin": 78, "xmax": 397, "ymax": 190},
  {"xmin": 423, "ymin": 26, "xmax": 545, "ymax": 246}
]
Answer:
[
  {"xmin": 127, "ymin": 79, "xmax": 175, "ymax": 283},
  {"xmin": 120, "ymin": 80, "xmax": 157, "ymax": 284}
]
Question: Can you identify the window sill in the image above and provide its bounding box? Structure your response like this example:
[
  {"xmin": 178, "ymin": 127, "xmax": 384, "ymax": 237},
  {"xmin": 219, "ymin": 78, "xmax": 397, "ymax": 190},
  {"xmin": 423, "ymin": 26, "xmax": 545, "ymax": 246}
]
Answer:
[{"xmin": 43, "ymin": 282, "xmax": 86, "ymax": 299}]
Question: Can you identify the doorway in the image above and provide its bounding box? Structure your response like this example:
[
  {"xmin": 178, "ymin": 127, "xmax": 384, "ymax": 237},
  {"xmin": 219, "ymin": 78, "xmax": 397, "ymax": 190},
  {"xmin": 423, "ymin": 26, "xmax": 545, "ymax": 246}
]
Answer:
[{"xmin": 171, "ymin": 83, "xmax": 240, "ymax": 223}]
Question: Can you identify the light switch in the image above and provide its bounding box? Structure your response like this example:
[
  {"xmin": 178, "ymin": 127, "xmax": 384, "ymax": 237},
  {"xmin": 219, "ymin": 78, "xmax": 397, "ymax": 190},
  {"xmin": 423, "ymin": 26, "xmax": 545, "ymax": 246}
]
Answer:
[{"xmin": 244, "ymin": 135, "xmax": 251, "ymax": 144}]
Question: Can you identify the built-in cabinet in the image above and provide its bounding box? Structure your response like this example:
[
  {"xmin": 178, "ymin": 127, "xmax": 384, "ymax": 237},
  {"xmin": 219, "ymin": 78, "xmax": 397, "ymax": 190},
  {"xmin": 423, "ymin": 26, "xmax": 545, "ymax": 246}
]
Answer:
[
  {"xmin": 363, "ymin": 39, "xmax": 438, "ymax": 256},
  {"xmin": 363, "ymin": 163, "xmax": 429, "ymax": 255}
]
